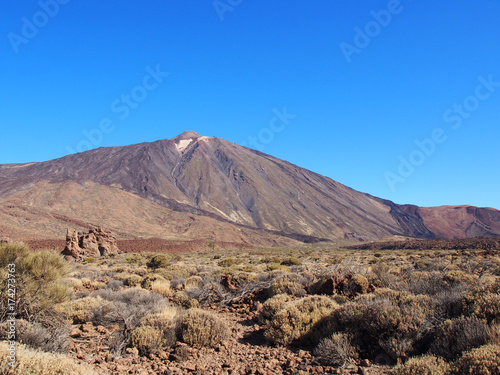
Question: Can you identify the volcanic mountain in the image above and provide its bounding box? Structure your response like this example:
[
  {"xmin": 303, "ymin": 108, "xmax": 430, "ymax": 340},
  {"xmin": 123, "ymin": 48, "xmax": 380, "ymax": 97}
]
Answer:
[{"xmin": 1, "ymin": 131, "xmax": 499, "ymax": 245}]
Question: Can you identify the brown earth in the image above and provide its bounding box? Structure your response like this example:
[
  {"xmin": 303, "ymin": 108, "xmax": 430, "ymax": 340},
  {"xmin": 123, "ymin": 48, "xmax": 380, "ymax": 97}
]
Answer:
[{"xmin": 347, "ymin": 236, "xmax": 500, "ymax": 251}]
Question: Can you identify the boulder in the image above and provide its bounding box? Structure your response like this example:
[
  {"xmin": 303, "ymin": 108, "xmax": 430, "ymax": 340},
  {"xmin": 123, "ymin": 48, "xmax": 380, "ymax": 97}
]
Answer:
[{"xmin": 62, "ymin": 227, "xmax": 120, "ymax": 259}]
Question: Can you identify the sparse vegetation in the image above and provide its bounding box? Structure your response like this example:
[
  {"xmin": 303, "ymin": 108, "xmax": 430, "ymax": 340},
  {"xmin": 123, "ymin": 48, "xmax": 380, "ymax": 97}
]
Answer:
[{"xmin": 2, "ymin": 241, "xmax": 500, "ymax": 373}]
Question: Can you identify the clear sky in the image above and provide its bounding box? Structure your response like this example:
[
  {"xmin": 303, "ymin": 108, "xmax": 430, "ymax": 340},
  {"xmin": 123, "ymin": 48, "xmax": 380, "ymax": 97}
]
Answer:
[{"xmin": 1, "ymin": 1, "xmax": 499, "ymax": 209}]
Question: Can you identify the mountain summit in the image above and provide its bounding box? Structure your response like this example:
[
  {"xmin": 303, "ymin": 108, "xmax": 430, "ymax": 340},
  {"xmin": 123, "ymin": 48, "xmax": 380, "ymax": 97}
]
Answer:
[{"xmin": 0, "ymin": 131, "xmax": 499, "ymax": 243}]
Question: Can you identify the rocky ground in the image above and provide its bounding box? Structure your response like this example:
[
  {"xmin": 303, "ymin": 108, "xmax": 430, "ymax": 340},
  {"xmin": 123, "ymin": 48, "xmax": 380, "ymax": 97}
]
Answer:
[{"xmin": 67, "ymin": 302, "xmax": 390, "ymax": 375}]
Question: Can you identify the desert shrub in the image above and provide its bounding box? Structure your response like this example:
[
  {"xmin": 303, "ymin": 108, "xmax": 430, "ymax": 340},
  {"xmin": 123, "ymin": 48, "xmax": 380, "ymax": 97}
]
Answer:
[
  {"xmin": 83, "ymin": 257, "xmax": 96, "ymax": 264},
  {"xmin": 267, "ymin": 263, "xmax": 289, "ymax": 272},
  {"xmin": 0, "ymin": 341, "xmax": 97, "ymax": 374},
  {"xmin": 151, "ymin": 279, "xmax": 172, "ymax": 297},
  {"xmin": 130, "ymin": 326, "xmax": 163, "ymax": 356},
  {"xmin": 314, "ymin": 332, "xmax": 358, "ymax": 367},
  {"xmin": 392, "ymin": 355, "xmax": 449, "ymax": 375},
  {"xmin": 141, "ymin": 274, "xmax": 168, "ymax": 289},
  {"xmin": 185, "ymin": 276, "xmax": 203, "ymax": 289},
  {"xmin": 264, "ymin": 296, "xmax": 339, "ymax": 346},
  {"xmin": 463, "ymin": 280, "xmax": 500, "ymax": 323},
  {"xmin": 218, "ymin": 257, "xmax": 241, "ymax": 267},
  {"xmin": 345, "ymin": 274, "xmax": 369, "ymax": 297},
  {"xmin": 105, "ymin": 279, "xmax": 124, "ymax": 290},
  {"xmin": 433, "ymin": 287, "xmax": 466, "ymax": 320},
  {"xmin": 449, "ymin": 344, "xmax": 500, "ymax": 375},
  {"xmin": 0, "ymin": 244, "xmax": 70, "ymax": 323},
  {"xmin": 124, "ymin": 254, "xmax": 143, "ymax": 265},
  {"xmin": 430, "ymin": 316, "xmax": 493, "ymax": 360},
  {"xmin": 147, "ymin": 254, "xmax": 169, "ymax": 270},
  {"xmin": 140, "ymin": 306, "xmax": 179, "ymax": 349},
  {"xmin": 173, "ymin": 291, "xmax": 199, "ymax": 309},
  {"xmin": 61, "ymin": 296, "xmax": 107, "ymax": 324},
  {"xmin": 91, "ymin": 288, "xmax": 166, "ymax": 329},
  {"xmin": 194, "ymin": 282, "xmax": 224, "ymax": 305},
  {"xmin": 178, "ymin": 308, "xmax": 229, "ymax": 348},
  {"xmin": 259, "ymin": 294, "xmax": 291, "ymax": 324},
  {"xmin": 263, "ymin": 256, "xmax": 282, "ymax": 264},
  {"xmin": 18, "ymin": 321, "xmax": 70, "ymax": 353},
  {"xmin": 443, "ymin": 270, "xmax": 477, "ymax": 286},
  {"xmin": 407, "ymin": 271, "xmax": 447, "ymax": 295},
  {"xmin": 269, "ymin": 274, "xmax": 306, "ymax": 297},
  {"xmin": 281, "ymin": 257, "xmax": 302, "ymax": 266},
  {"xmin": 318, "ymin": 297, "xmax": 429, "ymax": 362},
  {"xmin": 123, "ymin": 274, "xmax": 143, "ymax": 287}
]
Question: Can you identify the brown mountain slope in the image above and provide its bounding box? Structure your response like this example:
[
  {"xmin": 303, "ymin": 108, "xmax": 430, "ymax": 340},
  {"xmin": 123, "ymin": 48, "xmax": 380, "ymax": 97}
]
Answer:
[{"xmin": 0, "ymin": 131, "xmax": 499, "ymax": 242}]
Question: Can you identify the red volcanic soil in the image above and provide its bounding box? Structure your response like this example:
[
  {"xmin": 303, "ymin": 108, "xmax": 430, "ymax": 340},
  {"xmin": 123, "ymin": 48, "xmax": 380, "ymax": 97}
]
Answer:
[
  {"xmin": 24, "ymin": 238, "xmax": 254, "ymax": 253},
  {"xmin": 347, "ymin": 236, "xmax": 500, "ymax": 251}
]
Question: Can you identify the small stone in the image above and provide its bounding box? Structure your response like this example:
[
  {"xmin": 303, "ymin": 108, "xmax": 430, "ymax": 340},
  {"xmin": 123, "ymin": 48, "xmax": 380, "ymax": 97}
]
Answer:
[{"xmin": 359, "ymin": 359, "xmax": 371, "ymax": 367}]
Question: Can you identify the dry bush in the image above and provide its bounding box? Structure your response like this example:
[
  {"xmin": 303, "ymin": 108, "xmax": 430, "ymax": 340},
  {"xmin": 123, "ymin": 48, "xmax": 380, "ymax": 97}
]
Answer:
[
  {"xmin": 140, "ymin": 306, "xmax": 180, "ymax": 349},
  {"xmin": 60, "ymin": 296, "xmax": 107, "ymax": 324},
  {"xmin": 463, "ymin": 280, "xmax": 500, "ymax": 323},
  {"xmin": 345, "ymin": 274, "xmax": 369, "ymax": 297},
  {"xmin": 430, "ymin": 316, "xmax": 493, "ymax": 360},
  {"xmin": 123, "ymin": 274, "xmax": 143, "ymax": 287},
  {"xmin": 130, "ymin": 326, "xmax": 163, "ymax": 356},
  {"xmin": 264, "ymin": 296, "xmax": 339, "ymax": 346},
  {"xmin": 18, "ymin": 321, "xmax": 70, "ymax": 353},
  {"xmin": 281, "ymin": 257, "xmax": 302, "ymax": 266},
  {"xmin": 406, "ymin": 271, "xmax": 447, "ymax": 296},
  {"xmin": 146, "ymin": 254, "xmax": 169, "ymax": 269},
  {"xmin": 218, "ymin": 257, "xmax": 241, "ymax": 267},
  {"xmin": 141, "ymin": 274, "xmax": 168, "ymax": 290},
  {"xmin": 449, "ymin": 344, "xmax": 500, "ymax": 375},
  {"xmin": 151, "ymin": 279, "xmax": 172, "ymax": 297},
  {"xmin": 91, "ymin": 288, "xmax": 166, "ymax": 329},
  {"xmin": 392, "ymin": 355, "xmax": 449, "ymax": 375},
  {"xmin": 185, "ymin": 276, "xmax": 203, "ymax": 289},
  {"xmin": 259, "ymin": 293, "xmax": 291, "ymax": 324},
  {"xmin": 178, "ymin": 308, "xmax": 229, "ymax": 348},
  {"xmin": 0, "ymin": 341, "xmax": 97, "ymax": 374},
  {"xmin": 314, "ymin": 332, "xmax": 358, "ymax": 367},
  {"xmin": 318, "ymin": 297, "xmax": 429, "ymax": 362},
  {"xmin": 268, "ymin": 273, "xmax": 306, "ymax": 297},
  {"xmin": 443, "ymin": 270, "xmax": 477, "ymax": 286}
]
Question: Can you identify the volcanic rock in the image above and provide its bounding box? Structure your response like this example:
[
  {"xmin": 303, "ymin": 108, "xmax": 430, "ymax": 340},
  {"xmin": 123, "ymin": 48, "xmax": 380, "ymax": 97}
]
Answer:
[{"xmin": 61, "ymin": 227, "xmax": 120, "ymax": 259}]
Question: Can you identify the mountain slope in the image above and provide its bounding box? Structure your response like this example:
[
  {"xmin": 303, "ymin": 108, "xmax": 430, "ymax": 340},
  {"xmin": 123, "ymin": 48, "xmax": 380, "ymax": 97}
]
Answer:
[{"xmin": 1, "ymin": 131, "xmax": 499, "ymax": 242}]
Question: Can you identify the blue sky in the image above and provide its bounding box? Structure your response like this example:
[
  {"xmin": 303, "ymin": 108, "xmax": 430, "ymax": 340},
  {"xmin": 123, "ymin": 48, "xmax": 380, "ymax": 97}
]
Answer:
[{"xmin": 1, "ymin": 1, "xmax": 499, "ymax": 209}]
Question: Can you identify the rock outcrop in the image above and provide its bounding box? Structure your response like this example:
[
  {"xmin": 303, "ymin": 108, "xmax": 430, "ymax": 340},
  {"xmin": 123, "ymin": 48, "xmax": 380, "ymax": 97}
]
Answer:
[{"xmin": 61, "ymin": 227, "xmax": 120, "ymax": 259}]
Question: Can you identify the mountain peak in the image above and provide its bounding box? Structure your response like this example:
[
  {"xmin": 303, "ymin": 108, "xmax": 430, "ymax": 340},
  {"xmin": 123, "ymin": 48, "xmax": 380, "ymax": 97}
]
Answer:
[{"xmin": 173, "ymin": 131, "xmax": 201, "ymax": 141}]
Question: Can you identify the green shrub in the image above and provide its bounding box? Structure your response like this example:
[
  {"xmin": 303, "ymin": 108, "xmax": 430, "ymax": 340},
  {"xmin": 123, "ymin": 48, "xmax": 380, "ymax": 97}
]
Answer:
[
  {"xmin": 449, "ymin": 344, "xmax": 500, "ymax": 375},
  {"xmin": 178, "ymin": 308, "xmax": 229, "ymax": 348},
  {"xmin": 392, "ymin": 355, "xmax": 449, "ymax": 375},
  {"xmin": 146, "ymin": 254, "xmax": 169, "ymax": 269},
  {"xmin": 83, "ymin": 257, "xmax": 96, "ymax": 264},
  {"xmin": 264, "ymin": 296, "xmax": 339, "ymax": 346},
  {"xmin": 0, "ymin": 244, "xmax": 70, "ymax": 323}
]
